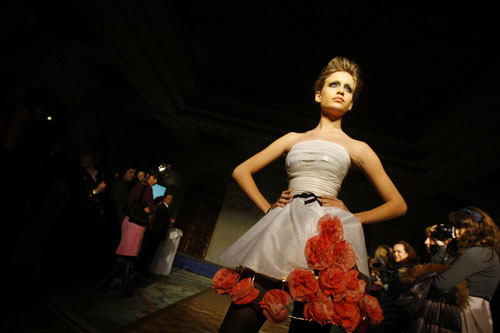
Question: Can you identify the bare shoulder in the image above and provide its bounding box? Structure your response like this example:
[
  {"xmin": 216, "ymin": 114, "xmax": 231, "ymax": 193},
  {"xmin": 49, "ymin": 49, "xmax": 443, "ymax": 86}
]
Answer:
[
  {"xmin": 346, "ymin": 139, "xmax": 378, "ymax": 168},
  {"xmin": 278, "ymin": 132, "xmax": 307, "ymax": 151}
]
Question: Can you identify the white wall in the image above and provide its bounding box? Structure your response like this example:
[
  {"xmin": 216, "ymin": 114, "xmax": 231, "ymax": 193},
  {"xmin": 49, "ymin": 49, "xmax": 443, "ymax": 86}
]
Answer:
[{"xmin": 205, "ymin": 159, "xmax": 287, "ymax": 265}]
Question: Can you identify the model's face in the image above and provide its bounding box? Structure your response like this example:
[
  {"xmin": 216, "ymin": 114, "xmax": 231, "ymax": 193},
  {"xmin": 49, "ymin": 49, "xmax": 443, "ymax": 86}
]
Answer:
[
  {"xmin": 164, "ymin": 195, "xmax": 173, "ymax": 205},
  {"xmin": 315, "ymin": 71, "xmax": 355, "ymax": 115},
  {"xmin": 123, "ymin": 168, "xmax": 136, "ymax": 182},
  {"xmin": 393, "ymin": 244, "xmax": 408, "ymax": 263}
]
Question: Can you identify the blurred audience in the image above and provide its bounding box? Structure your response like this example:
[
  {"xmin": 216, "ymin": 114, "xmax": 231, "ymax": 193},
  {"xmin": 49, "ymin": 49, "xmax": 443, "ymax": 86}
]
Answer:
[{"xmin": 369, "ymin": 244, "xmax": 394, "ymax": 293}]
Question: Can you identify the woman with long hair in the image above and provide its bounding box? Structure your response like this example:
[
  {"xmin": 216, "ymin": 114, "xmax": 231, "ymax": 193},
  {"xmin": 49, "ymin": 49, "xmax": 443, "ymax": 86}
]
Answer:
[
  {"xmin": 393, "ymin": 240, "xmax": 417, "ymax": 268},
  {"xmin": 431, "ymin": 207, "xmax": 500, "ymax": 332}
]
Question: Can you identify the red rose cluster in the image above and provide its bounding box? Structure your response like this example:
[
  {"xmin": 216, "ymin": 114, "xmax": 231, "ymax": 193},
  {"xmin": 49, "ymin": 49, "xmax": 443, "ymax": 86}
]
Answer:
[
  {"xmin": 211, "ymin": 214, "xmax": 383, "ymax": 331},
  {"xmin": 211, "ymin": 267, "xmax": 292, "ymax": 323}
]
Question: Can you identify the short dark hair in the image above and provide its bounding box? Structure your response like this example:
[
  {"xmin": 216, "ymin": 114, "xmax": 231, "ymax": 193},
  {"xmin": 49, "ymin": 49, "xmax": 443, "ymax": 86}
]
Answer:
[{"xmin": 148, "ymin": 169, "xmax": 159, "ymax": 180}]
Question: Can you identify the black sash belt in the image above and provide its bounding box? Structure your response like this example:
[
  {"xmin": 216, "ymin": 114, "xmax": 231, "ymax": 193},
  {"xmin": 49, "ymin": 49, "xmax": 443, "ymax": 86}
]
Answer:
[
  {"xmin": 292, "ymin": 192, "xmax": 322, "ymax": 206},
  {"xmin": 238, "ymin": 266, "xmax": 288, "ymax": 291}
]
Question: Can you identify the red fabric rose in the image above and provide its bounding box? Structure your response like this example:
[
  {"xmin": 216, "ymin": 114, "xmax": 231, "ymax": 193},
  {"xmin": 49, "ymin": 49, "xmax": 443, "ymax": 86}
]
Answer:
[
  {"xmin": 332, "ymin": 300, "xmax": 361, "ymax": 333},
  {"xmin": 211, "ymin": 268, "xmax": 239, "ymax": 295},
  {"xmin": 318, "ymin": 266, "xmax": 347, "ymax": 301},
  {"xmin": 303, "ymin": 292, "xmax": 335, "ymax": 326},
  {"xmin": 230, "ymin": 277, "xmax": 260, "ymax": 304},
  {"xmin": 360, "ymin": 294, "xmax": 384, "ymax": 325},
  {"xmin": 318, "ymin": 214, "xmax": 344, "ymax": 244},
  {"xmin": 287, "ymin": 268, "xmax": 319, "ymax": 302},
  {"xmin": 344, "ymin": 270, "xmax": 366, "ymax": 303},
  {"xmin": 259, "ymin": 289, "xmax": 292, "ymax": 323},
  {"xmin": 331, "ymin": 240, "xmax": 356, "ymax": 271},
  {"xmin": 305, "ymin": 235, "xmax": 334, "ymax": 270}
]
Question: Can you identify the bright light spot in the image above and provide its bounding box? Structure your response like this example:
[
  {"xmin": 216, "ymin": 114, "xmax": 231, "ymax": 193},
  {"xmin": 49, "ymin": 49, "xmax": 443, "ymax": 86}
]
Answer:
[{"xmin": 47, "ymin": 116, "xmax": 53, "ymax": 121}]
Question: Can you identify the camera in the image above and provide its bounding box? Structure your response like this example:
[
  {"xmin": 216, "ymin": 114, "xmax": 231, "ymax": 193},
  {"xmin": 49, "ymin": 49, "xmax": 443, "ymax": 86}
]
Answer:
[{"xmin": 432, "ymin": 224, "xmax": 456, "ymax": 241}]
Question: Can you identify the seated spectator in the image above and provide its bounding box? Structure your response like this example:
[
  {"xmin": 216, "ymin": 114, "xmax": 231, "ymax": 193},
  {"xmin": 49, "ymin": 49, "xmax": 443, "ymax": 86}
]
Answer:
[
  {"xmin": 369, "ymin": 244, "xmax": 394, "ymax": 292},
  {"xmin": 368, "ymin": 241, "xmax": 417, "ymax": 332},
  {"xmin": 393, "ymin": 241, "xmax": 418, "ymax": 268}
]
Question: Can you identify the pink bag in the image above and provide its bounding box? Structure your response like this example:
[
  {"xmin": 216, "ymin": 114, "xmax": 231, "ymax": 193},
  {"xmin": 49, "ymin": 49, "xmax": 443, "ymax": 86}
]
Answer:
[{"xmin": 115, "ymin": 216, "xmax": 146, "ymax": 257}]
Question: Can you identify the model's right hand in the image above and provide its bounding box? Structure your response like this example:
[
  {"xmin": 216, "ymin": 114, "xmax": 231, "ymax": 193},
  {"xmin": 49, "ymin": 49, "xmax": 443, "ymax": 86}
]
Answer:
[{"xmin": 318, "ymin": 195, "xmax": 350, "ymax": 212}]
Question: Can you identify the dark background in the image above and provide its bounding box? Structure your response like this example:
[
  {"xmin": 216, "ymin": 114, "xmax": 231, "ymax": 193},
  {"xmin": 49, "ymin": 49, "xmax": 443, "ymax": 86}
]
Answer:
[{"xmin": 1, "ymin": 0, "xmax": 500, "ymax": 328}]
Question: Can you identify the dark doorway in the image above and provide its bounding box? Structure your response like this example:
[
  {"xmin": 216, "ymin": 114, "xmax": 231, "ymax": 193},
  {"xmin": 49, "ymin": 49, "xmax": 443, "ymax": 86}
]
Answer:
[{"xmin": 176, "ymin": 174, "xmax": 225, "ymax": 258}]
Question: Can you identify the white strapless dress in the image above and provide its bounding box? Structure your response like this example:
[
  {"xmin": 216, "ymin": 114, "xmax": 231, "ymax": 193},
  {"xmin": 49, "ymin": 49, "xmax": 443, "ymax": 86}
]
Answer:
[{"xmin": 220, "ymin": 140, "xmax": 369, "ymax": 280}]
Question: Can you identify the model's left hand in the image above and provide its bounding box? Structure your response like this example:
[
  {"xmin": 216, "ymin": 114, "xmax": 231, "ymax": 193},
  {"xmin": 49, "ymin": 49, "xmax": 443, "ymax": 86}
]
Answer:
[
  {"xmin": 318, "ymin": 195, "xmax": 350, "ymax": 211},
  {"xmin": 271, "ymin": 189, "xmax": 293, "ymax": 209}
]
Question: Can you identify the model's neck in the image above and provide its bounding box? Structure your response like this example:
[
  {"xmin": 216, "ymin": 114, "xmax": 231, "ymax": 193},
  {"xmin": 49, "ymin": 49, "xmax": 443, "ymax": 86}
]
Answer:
[{"xmin": 316, "ymin": 114, "xmax": 343, "ymax": 131}]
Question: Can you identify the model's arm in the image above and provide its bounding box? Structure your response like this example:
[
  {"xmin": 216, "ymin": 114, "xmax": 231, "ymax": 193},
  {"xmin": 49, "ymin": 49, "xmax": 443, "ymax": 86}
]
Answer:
[
  {"xmin": 352, "ymin": 142, "xmax": 407, "ymax": 224},
  {"xmin": 232, "ymin": 133, "xmax": 298, "ymax": 213}
]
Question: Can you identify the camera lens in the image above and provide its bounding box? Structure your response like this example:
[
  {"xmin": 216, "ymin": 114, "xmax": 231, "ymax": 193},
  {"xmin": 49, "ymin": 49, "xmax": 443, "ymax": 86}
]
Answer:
[{"xmin": 432, "ymin": 224, "xmax": 455, "ymax": 241}]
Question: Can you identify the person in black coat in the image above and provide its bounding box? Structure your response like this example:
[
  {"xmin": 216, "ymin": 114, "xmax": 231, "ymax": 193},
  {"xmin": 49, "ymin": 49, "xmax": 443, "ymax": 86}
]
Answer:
[{"xmin": 140, "ymin": 193, "xmax": 175, "ymax": 272}]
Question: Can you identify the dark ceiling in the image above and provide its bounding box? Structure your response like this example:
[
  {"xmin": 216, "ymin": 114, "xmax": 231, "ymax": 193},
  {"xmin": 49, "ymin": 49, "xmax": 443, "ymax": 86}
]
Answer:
[{"xmin": 3, "ymin": 0, "xmax": 500, "ymax": 222}]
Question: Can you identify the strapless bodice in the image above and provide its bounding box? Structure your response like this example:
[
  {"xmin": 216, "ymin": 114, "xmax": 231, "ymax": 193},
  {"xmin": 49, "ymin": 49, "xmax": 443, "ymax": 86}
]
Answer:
[
  {"xmin": 221, "ymin": 140, "xmax": 369, "ymax": 280},
  {"xmin": 286, "ymin": 140, "xmax": 351, "ymax": 197}
]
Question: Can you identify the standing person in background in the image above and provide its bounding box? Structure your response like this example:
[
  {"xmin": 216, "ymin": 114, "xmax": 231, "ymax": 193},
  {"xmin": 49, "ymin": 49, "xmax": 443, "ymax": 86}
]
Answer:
[
  {"xmin": 137, "ymin": 170, "xmax": 146, "ymax": 184},
  {"xmin": 109, "ymin": 166, "xmax": 136, "ymax": 251},
  {"xmin": 70, "ymin": 148, "xmax": 108, "ymax": 282},
  {"xmin": 111, "ymin": 166, "xmax": 136, "ymax": 224},
  {"xmin": 102, "ymin": 170, "xmax": 158, "ymax": 296},
  {"xmin": 141, "ymin": 193, "xmax": 175, "ymax": 273}
]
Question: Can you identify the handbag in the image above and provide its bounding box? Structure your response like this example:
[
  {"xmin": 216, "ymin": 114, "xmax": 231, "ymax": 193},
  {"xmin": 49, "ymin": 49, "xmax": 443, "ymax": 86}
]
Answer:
[{"xmin": 128, "ymin": 184, "xmax": 149, "ymax": 226}]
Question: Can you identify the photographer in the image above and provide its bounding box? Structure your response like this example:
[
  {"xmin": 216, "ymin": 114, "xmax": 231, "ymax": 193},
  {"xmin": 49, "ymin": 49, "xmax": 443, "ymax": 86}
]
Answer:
[
  {"xmin": 397, "ymin": 207, "xmax": 500, "ymax": 332},
  {"xmin": 430, "ymin": 207, "xmax": 500, "ymax": 332},
  {"xmin": 423, "ymin": 224, "xmax": 456, "ymax": 264}
]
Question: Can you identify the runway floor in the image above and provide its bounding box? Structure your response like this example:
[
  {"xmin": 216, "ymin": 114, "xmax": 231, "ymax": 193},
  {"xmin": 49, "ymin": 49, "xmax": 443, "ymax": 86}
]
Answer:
[
  {"xmin": 33, "ymin": 264, "xmax": 290, "ymax": 332},
  {"xmin": 117, "ymin": 288, "xmax": 290, "ymax": 332}
]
